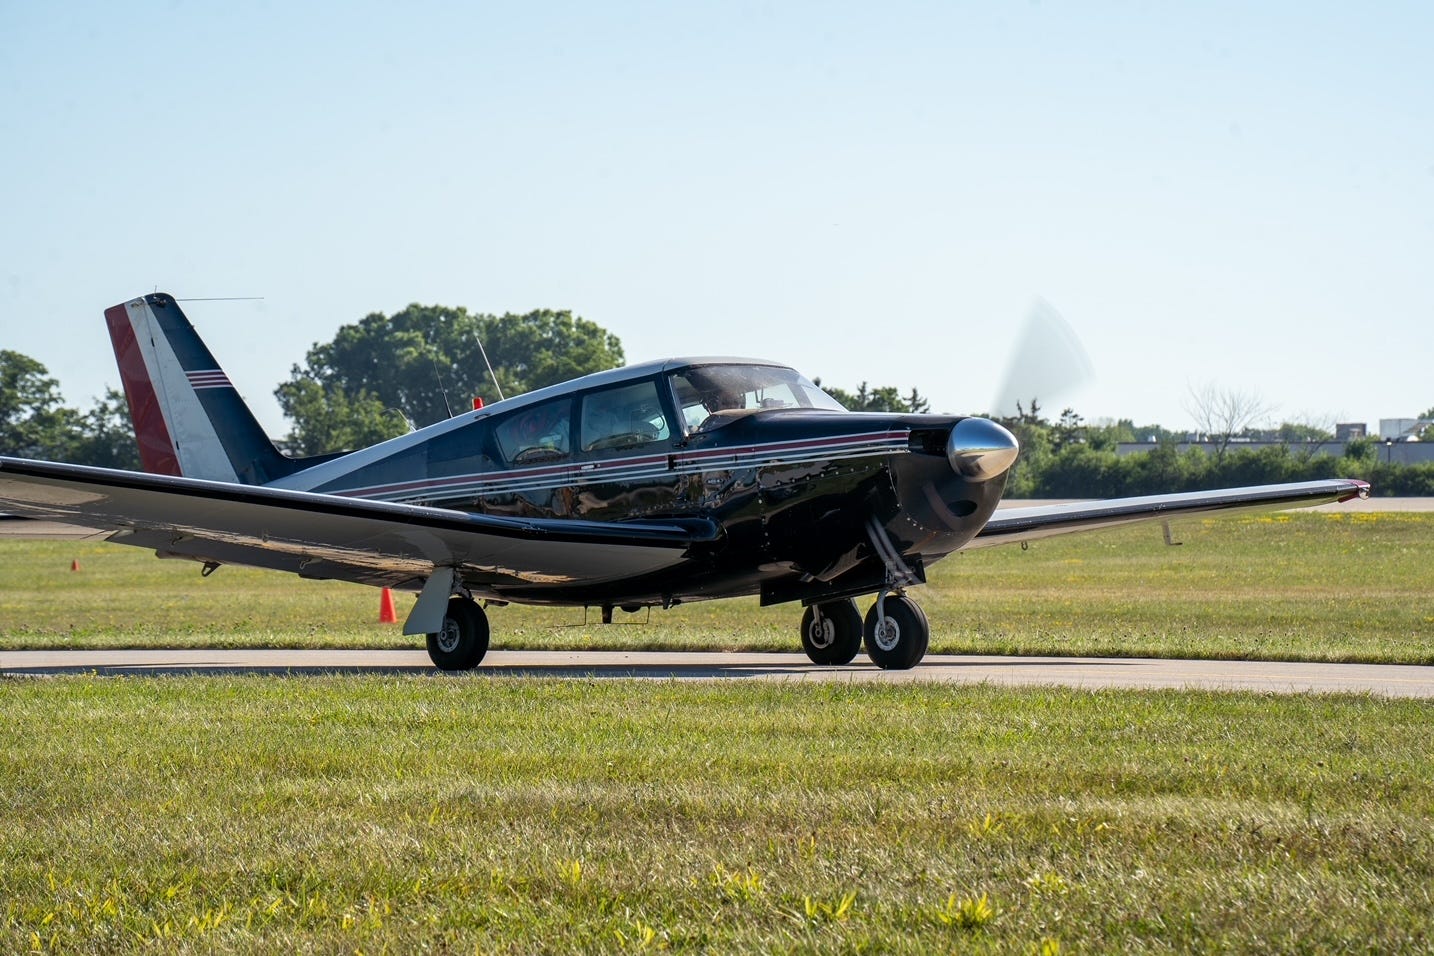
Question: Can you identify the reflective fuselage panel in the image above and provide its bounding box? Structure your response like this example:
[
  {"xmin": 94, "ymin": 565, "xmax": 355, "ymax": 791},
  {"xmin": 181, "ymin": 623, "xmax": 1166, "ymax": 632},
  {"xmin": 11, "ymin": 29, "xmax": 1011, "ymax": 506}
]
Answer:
[{"xmin": 300, "ymin": 360, "xmax": 1005, "ymax": 607}]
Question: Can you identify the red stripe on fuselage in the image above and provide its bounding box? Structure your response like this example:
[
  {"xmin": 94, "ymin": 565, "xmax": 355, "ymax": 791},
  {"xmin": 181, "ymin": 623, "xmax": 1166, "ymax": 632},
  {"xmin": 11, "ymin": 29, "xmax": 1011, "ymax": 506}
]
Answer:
[{"xmin": 105, "ymin": 303, "xmax": 181, "ymax": 476}]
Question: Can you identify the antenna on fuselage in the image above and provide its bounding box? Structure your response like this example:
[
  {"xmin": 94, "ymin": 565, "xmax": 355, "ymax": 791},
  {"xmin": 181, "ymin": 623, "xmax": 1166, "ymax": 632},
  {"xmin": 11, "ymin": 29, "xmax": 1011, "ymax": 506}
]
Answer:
[
  {"xmin": 473, "ymin": 328, "xmax": 506, "ymax": 403},
  {"xmin": 427, "ymin": 336, "xmax": 455, "ymax": 419}
]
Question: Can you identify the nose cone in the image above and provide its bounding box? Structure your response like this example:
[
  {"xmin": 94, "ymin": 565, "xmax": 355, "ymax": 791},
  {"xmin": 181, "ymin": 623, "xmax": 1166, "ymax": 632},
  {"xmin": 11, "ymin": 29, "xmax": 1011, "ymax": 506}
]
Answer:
[{"xmin": 946, "ymin": 418, "xmax": 1019, "ymax": 480}]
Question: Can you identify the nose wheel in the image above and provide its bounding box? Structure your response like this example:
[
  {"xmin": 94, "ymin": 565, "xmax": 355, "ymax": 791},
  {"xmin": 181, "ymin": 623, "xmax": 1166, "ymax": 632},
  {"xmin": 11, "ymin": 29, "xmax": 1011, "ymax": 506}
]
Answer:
[
  {"xmin": 426, "ymin": 596, "xmax": 490, "ymax": 671},
  {"xmin": 863, "ymin": 593, "xmax": 929, "ymax": 670},
  {"xmin": 799, "ymin": 599, "xmax": 864, "ymax": 665}
]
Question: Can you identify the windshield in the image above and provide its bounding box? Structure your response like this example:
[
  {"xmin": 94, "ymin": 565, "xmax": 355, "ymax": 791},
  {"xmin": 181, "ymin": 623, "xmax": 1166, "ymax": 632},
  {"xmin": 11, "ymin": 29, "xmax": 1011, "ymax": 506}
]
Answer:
[{"xmin": 668, "ymin": 364, "xmax": 845, "ymax": 433}]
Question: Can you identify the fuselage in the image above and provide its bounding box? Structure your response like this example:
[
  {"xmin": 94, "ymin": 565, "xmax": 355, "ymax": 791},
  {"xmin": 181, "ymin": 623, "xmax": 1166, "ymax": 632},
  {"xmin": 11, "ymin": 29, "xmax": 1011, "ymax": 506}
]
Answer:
[{"xmin": 270, "ymin": 358, "xmax": 1016, "ymax": 608}]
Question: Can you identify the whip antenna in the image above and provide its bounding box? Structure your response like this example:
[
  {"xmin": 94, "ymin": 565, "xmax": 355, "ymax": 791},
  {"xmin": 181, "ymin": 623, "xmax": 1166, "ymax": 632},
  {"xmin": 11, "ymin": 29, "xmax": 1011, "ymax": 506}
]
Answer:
[
  {"xmin": 427, "ymin": 336, "xmax": 454, "ymax": 419},
  {"xmin": 473, "ymin": 328, "xmax": 505, "ymax": 403}
]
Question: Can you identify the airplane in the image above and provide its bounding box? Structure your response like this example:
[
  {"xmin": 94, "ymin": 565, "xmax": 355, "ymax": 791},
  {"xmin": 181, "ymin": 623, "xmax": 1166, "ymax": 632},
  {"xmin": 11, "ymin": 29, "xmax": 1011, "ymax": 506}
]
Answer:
[{"xmin": 0, "ymin": 293, "xmax": 1369, "ymax": 671}]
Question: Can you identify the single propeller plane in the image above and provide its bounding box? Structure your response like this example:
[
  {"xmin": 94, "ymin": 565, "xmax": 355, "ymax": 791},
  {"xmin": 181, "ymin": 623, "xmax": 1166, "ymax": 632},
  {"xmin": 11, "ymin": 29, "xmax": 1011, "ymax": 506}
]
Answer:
[{"xmin": 0, "ymin": 293, "xmax": 1369, "ymax": 670}]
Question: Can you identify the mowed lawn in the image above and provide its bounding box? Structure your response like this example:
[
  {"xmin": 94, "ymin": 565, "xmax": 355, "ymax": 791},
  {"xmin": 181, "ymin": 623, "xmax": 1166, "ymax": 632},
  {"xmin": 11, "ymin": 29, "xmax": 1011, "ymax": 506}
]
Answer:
[
  {"xmin": 2, "ymin": 511, "xmax": 1429, "ymax": 663},
  {"xmin": 2, "ymin": 512, "xmax": 1431, "ymax": 951},
  {"xmin": 2, "ymin": 679, "xmax": 1431, "ymax": 953}
]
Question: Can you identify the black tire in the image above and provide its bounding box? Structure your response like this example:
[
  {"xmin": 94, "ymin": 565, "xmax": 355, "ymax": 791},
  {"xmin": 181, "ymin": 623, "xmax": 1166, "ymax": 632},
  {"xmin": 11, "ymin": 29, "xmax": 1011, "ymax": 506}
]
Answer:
[
  {"xmin": 426, "ymin": 597, "xmax": 490, "ymax": 671},
  {"xmin": 863, "ymin": 595, "xmax": 930, "ymax": 670},
  {"xmin": 799, "ymin": 599, "xmax": 863, "ymax": 665}
]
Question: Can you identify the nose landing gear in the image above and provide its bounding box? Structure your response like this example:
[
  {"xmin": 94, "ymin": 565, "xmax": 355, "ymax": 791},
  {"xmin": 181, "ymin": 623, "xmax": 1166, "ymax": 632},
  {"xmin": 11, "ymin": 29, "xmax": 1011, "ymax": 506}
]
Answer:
[
  {"xmin": 797, "ymin": 591, "xmax": 931, "ymax": 670},
  {"xmin": 862, "ymin": 592, "xmax": 929, "ymax": 670}
]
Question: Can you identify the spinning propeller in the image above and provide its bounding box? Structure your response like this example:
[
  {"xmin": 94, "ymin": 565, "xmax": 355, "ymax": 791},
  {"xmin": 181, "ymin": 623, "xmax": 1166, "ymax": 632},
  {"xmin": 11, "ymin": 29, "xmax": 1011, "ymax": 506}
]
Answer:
[{"xmin": 991, "ymin": 298, "xmax": 1095, "ymax": 419}]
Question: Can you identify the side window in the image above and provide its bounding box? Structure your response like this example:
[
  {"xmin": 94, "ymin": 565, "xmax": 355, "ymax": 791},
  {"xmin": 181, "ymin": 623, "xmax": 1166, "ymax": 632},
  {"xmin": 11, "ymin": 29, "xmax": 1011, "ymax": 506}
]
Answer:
[
  {"xmin": 426, "ymin": 420, "xmax": 492, "ymax": 477},
  {"xmin": 494, "ymin": 398, "xmax": 572, "ymax": 464},
  {"xmin": 579, "ymin": 380, "xmax": 671, "ymax": 452}
]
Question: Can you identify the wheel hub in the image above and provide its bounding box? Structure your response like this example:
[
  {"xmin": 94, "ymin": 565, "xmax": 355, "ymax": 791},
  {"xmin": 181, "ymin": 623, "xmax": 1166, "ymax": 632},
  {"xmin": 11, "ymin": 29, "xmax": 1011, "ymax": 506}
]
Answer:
[
  {"xmin": 436, "ymin": 617, "xmax": 462, "ymax": 653},
  {"xmin": 873, "ymin": 617, "xmax": 900, "ymax": 652},
  {"xmin": 807, "ymin": 617, "xmax": 835, "ymax": 649}
]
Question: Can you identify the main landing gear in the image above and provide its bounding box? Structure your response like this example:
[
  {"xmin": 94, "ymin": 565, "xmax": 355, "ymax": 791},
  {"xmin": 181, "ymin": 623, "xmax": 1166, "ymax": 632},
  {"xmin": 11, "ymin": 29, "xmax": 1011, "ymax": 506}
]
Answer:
[
  {"xmin": 799, "ymin": 592, "xmax": 930, "ymax": 670},
  {"xmin": 425, "ymin": 592, "xmax": 929, "ymax": 672},
  {"xmin": 426, "ymin": 596, "xmax": 490, "ymax": 671}
]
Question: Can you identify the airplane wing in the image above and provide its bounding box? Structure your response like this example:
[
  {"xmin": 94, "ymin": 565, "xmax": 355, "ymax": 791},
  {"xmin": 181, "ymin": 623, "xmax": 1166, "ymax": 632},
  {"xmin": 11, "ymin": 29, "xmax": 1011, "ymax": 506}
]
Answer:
[
  {"xmin": 966, "ymin": 479, "xmax": 1369, "ymax": 549},
  {"xmin": 0, "ymin": 514, "xmax": 110, "ymax": 539},
  {"xmin": 0, "ymin": 457, "xmax": 719, "ymax": 592}
]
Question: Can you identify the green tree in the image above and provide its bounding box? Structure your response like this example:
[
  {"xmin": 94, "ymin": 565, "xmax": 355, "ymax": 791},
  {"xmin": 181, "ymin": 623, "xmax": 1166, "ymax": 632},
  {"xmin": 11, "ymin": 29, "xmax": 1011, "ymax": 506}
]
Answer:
[
  {"xmin": 816, "ymin": 380, "xmax": 930, "ymax": 413},
  {"xmin": 70, "ymin": 387, "xmax": 140, "ymax": 469},
  {"xmin": 992, "ymin": 399, "xmax": 1051, "ymax": 497},
  {"xmin": 1050, "ymin": 407, "xmax": 1085, "ymax": 453},
  {"xmin": 274, "ymin": 379, "xmax": 413, "ymax": 457},
  {"xmin": 277, "ymin": 303, "xmax": 625, "ymax": 452},
  {"xmin": 1272, "ymin": 421, "xmax": 1334, "ymax": 443},
  {"xmin": 0, "ymin": 350, "xmax": 80, "ymax": 460}
]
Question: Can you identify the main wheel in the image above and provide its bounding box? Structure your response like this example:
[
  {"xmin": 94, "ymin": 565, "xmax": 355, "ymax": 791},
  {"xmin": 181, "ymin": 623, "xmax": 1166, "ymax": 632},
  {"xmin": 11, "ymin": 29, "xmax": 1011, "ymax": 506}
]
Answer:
[
  {"xmin": 799, "ymin": 599, "xmax": 863, "ymax": 665},
  {"xmin": 863, "ymin": 594, "xmax": 930, "ymax": 670},
  {"xmin": 426, "ymin": 597, "xmax": 490, "ymax": 671}
]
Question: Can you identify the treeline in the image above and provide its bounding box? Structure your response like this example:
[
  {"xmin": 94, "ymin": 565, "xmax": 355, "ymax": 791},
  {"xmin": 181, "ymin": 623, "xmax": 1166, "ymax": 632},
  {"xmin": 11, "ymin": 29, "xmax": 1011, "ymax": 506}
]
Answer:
[
  {"xmin": 0, "ymin": 351, "xmax": 140, "ymax": 469},
  {"xmin": 276, "ymin": 303, "xmax": 624, "ymax": 454},
  {"xmin": 2, "ymin": 329, "xmax": 1429, "ymax": 495},
  {"xmin": 819, "ymin": 390, "xmax": 1428, "ymax": 497},
  {"xmin": 992, "ymin": 405, "xmax": 1431, "ymax": 498},
  {"xmin": 0, "ymin": 301, "xmax": 624, "ymax": 466},
  {"xmin": 1006, "ymin": 439, "xmax": 1431, "ymax": 497}
]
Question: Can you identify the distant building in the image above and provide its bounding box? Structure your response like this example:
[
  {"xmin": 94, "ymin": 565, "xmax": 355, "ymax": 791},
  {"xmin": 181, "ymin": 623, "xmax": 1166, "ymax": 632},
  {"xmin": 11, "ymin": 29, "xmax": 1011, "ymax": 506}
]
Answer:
[
  {"xmin": 1380, "ymin": 419, "xmax": 1431, "ymax": 441},
  {"xmin": 1335, "ymin": 422, "xmax": 1366, "ymax": 441}
]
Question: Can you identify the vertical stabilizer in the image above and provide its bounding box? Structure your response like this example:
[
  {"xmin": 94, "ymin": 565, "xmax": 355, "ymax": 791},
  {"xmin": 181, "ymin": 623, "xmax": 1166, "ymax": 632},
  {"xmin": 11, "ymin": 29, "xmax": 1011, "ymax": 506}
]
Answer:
[{"xmin": 104, "ymin": 293, "xmax": 298, "ymax": 484}]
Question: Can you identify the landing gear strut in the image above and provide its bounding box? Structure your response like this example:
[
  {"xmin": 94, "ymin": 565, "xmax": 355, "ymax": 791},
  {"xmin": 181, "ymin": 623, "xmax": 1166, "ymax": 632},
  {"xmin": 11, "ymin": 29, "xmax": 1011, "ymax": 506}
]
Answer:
[
  {"xmin": 426, "ymin": 596, "xmax": 490, "ymax": 671},
  {"xmin": 799, "ymin": 598, "xmax": 864, "ymax": 665},
  {"xmin": 863, "ymin": 593, "xmax": 929, "ymax": 670}
]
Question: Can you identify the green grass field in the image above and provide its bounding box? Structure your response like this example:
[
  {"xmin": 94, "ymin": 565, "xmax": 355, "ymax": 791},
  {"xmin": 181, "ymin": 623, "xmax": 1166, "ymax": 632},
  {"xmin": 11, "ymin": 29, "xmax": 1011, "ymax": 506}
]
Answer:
[
  {"xmin": 3, "ymin": 679, "xmax": 1431, "ymax": 953},
  {"xmin": 2, "ymin": 512, "xmax": 1432, "ymax": 951},
  {"xmin": 3, "ymin": 511, "xmax": 1430, "ymax": 663}
]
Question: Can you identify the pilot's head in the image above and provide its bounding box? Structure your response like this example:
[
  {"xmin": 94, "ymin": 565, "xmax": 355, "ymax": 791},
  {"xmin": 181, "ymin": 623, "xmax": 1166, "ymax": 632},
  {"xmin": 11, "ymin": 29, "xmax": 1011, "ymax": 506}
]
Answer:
[
  {"xmin": 699, "ymin": 386, "xmax": 740, "ymax": 413},
  {"xmin": 521, "ymin": 405, "xmax": 559, "ymax": 439}
]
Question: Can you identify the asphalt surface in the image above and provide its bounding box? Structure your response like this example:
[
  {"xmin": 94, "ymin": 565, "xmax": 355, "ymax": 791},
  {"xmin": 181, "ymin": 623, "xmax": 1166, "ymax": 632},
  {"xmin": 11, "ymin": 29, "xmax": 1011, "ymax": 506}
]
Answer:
[{"xmin": 3, "ymin": 649, "xmax": 1431, "ymax": 698}]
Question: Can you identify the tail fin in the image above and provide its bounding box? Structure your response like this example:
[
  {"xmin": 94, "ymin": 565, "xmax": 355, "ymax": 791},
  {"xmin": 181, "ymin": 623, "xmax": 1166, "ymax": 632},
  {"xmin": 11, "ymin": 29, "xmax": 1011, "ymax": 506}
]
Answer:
[{"xmin": 105, "ymin": 293, "xmax": 309, "ymax": 484}]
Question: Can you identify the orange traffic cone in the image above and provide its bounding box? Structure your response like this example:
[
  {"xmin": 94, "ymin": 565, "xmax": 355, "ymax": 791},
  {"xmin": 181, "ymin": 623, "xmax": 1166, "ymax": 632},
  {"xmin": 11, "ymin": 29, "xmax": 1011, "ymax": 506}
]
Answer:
[
  {"xmin": 71, "ymin": 559, "xmax": 80, "ymax": 572},
  {"xmin": 378, "ymin": 587, "xmax": 398, "ymax": 624}
]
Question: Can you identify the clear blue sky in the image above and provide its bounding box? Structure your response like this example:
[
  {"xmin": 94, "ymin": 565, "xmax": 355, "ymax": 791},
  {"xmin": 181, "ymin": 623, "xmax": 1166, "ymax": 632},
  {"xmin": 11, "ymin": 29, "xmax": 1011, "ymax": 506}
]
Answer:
[{"xmin": 3, "ymin": 1, "xmax": 1431, "ymax": 437}]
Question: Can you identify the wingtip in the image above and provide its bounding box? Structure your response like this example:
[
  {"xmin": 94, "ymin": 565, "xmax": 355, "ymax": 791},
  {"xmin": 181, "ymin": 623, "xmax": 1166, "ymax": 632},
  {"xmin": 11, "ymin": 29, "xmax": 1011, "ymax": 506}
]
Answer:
[{"xmin": 1339, "ymin": 479, "xmax": 1372, "ymax": 502}]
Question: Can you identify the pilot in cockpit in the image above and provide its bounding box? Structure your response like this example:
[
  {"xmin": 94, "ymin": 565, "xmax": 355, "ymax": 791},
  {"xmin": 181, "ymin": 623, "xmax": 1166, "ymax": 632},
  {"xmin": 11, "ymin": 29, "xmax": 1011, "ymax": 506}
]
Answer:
[{"xmin": 698, "ymin": 386, "xmax": 741, "ymax": 414}]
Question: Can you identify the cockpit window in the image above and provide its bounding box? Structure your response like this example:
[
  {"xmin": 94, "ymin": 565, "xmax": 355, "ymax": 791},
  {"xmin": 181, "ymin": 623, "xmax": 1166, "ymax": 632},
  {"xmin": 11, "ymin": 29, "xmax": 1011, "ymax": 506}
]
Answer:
[
  {"xmin": 494, "ymin": 398, "xmax": 572, "ymax": 464},
  {"xmin": 579, "ymin": 380, "xmax": 671, "ymax": 452},
  {"xmin": 669, "ymin": 364, "xmax": 844, "ymax": 433}
]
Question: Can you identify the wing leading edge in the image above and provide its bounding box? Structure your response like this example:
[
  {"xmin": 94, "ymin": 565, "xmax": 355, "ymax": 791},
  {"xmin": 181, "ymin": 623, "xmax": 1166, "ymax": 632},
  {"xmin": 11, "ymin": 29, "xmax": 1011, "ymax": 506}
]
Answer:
[
  {"xmin": 0, "ymin": 457, "xmax": 719, "ymax": 593},
  {"xmin": 968, "ymin": 479, "xmax": 1370, "ymax": 549}
]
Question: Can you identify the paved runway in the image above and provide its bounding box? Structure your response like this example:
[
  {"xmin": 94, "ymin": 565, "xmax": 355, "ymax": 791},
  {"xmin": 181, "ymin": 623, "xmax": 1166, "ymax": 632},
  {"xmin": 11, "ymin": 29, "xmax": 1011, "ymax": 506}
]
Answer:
[{"xmin": 3, "ymin": 648, "xmax": 1430, "ymax": 698}]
